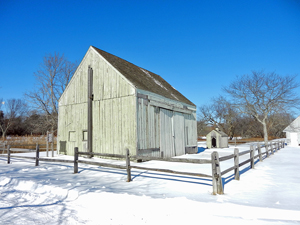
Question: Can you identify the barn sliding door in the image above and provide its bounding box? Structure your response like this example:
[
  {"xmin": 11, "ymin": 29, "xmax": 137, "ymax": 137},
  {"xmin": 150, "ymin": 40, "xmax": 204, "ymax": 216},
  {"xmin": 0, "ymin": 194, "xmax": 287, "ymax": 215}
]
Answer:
[
  {"xmin": 173, "ymin": 112, "xmax": 185, "ymax": 156},
  {"xmin": 160, "ymin": 108, "xmax": 175, "ymax": 157}
]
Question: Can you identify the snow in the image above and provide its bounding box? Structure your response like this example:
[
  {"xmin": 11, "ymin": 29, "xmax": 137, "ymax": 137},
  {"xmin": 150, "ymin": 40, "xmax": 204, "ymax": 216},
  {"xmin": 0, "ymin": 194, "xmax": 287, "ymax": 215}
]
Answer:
[
  {"xmin": 0, "ymin": 143, "xmax": 300, "ymax": 224},
  {"xmin": 140, "ymin": 68, "xmax": 168, "ymax": 91}
]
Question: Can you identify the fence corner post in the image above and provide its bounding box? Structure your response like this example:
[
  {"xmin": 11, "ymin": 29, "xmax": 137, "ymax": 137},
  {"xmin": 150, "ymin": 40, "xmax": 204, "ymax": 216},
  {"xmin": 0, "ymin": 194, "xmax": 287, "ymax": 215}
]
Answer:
[
  {"xmin": 250, "ymin": 145, "xmax": 254, "ymax": 169},
  {"xmin": 35, "ymin": 144, "xmax": 39, "ymax": 166},
  {"xmin": 74, "ymin": 147, "xmax": 78, "ymax": 174},
  {"xmin": 234, "ymin": 148, "xmax": 240, "ymax": 180},
  {"xmin": 211, "ymin": 151, "xmax": 223, "ymax": 195},
  {"xmin": 7, "ymin": 145, "xmax": 10, "ymax": 164},
  {"xmin": 126, "ymin": 148, "xmax": 131, "ymax": 182}
]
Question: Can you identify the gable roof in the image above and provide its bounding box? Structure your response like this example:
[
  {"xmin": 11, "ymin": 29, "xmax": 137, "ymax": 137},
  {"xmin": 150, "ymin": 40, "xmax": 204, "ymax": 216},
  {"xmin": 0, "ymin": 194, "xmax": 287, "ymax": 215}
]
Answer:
[
  {"xmin": 92, "ymin": 46, "xmax": 195, "ymax": 106},
  {"xmin": 207, "ymin": 129, "xmax": 228, "ymax": 137},
  {"xmin": 283, "ymin": 115, "xmax": 300, "ymax": 132}
]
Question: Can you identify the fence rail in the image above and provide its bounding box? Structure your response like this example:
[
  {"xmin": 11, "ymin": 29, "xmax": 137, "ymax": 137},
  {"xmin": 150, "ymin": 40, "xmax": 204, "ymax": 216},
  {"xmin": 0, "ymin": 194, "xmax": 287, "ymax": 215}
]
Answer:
[
  {"xmin": 211, "ymin": 140, "xmax": 285, "ymax": 194},
  {"xmin": 1, "ymin": 140, "xmax": 286, "ymax": 195}
]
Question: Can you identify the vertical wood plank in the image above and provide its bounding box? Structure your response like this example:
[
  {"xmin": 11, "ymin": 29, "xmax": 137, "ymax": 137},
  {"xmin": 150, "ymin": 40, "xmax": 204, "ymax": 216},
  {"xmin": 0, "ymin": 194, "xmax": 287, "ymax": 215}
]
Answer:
[
  {"xmin": 126, "ymin": 149, "xmax": 131, "ymax": 182},
  {"xmin": 7, "ymin": 145, "xmax": 10, "ymax": 164},
  {"xmin": 250, "ymin": 145, "xmax": 254, "ymax": 169},
  {"xmin": 270, "ymin": 142, "xmax": 274, "ymax": 155},
  {"xmin": 234, "ymin": 148, "xmax": 240, "ymax": 180},
  {"xmin": 211, "ymin": 151, "xmax": 223, "ymax": 195},
  {"xmin": 51, "ymin": 132, "xmax": 54, "ymax": 157},
  {"xmin": 257, "ymin": 143, "xmax": 262, "ymax": 162},
  {"xmin": 265, "ymin": 143, "xmax": 269, "ymax": 158},
  {"xmin": 87, "ymin": 66, "xmax": 93, "ymax": 158},
  {"xmin": 74, "ymin": 147, "xmax": 78, "ymax": 174},
  {"xmin": 46, "ymin": 130, "xmax": 49, "ymax": 157},
  {"xmin": 35, "ymin": 144, "xmax": 39, "ymax": 166}
]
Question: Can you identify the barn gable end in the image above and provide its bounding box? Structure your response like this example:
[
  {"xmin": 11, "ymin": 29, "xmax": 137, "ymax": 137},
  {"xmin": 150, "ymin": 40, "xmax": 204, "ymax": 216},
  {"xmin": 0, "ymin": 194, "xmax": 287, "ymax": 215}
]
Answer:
[{"xmin": 58, "ymin": 47, "xmax": 137, "ymax": 155}]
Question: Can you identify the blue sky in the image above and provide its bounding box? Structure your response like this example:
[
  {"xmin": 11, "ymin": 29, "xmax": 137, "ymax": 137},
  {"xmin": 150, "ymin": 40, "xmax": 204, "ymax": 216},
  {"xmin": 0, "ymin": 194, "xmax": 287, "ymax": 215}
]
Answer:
[{"xmin": 1, "ymin": 0, "xmax": 300, "ymax": 113}]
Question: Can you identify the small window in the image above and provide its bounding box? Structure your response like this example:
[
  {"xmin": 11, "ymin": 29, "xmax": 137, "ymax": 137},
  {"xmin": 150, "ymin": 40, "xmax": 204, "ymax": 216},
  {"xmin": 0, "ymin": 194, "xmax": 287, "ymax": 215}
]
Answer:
[
  {"xmin": 69, "ymin": 131, "xmax": 76, "ymax": 142},
  {"xmin": 83, "ymin": 130, "xmax": 88, "ymax": 141}
]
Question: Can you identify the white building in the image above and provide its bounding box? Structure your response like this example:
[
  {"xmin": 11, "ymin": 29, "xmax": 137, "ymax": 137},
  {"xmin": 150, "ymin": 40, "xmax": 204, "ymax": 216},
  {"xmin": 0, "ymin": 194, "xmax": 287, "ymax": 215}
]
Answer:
[{"xmin": 283, "ymin": 115, "xmax": 300, "ymax": 146}]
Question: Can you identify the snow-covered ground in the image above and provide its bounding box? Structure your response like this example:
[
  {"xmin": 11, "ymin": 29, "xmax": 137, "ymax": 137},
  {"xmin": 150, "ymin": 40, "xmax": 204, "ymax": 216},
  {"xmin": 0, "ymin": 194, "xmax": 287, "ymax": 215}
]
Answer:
[{"xmin": 0, "ymin": 143, "xmax": 300, "ymax": 224}]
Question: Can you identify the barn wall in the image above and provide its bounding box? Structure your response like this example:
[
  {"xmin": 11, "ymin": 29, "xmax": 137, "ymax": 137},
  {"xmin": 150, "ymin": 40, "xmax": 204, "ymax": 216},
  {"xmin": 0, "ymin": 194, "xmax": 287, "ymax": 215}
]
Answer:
[
  {"xmin": 137, "ymin": 98, "xmax": 160, "ymax": 157},
  {"xmin": 58, "ymin": 47, "xmax": 137, "ymax": 155},
  {"xmin": 136, "ymin": 90, "xmax": 197, "ymax": 157}
]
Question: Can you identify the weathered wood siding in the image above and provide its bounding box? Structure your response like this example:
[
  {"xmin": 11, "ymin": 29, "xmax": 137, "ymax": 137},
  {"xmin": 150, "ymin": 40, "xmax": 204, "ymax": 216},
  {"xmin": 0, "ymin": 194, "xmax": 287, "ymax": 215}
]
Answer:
[
  {"xmin": 137, "ymin": 98, "xmax": 160, "ymax": 157},
  {"xmin": 184, "ymin": 112, "xmax": 197, "ymax": 147},
  {"xmin": 136, "ymin": 90, "xmax": 197, "ymax": 157},
  {"xmin": 174, "ymin": 112, "xmax": 185, "ymax": 156},
  {"xmin": 58, "ymin": 47, "xmax": 137, "ymax": 155}
]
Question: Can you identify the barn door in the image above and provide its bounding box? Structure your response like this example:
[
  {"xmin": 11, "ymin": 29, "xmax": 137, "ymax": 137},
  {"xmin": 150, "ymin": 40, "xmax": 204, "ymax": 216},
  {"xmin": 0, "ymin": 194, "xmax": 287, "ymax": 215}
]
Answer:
[
  {"xmin": 160, "ymin": 109, "xmax": 186, "ymax": 157},
  {"xmin": 160, "ymin": 108, "xmax": 175, "ymax": 157},
  {"xmin": 173, "ymin": 112, "xmax": 185, "ymax": 156}
]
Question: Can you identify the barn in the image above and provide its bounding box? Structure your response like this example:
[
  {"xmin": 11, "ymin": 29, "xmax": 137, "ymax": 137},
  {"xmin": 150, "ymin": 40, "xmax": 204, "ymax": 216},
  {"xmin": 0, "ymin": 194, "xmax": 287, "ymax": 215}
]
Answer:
[
  {"xmin": 58, "ymin": 46, "xmax": 197, "ymax": 158},
  {"xmin": 283, "ymin": 115, "xmax": 300, "ymax": 146},
  {"xmin": 206, "ymin": 128, "xmax": 228, "ymax": 148}
]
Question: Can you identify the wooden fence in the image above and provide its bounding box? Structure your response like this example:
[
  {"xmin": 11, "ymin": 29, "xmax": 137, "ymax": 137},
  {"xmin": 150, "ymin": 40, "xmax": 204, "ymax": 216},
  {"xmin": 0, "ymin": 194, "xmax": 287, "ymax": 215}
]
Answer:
[
  {"xmin": 211, "ymin": 140, "xmax": 285, "ymax": 194},
  {"xmin": 1, "ymin": 140, "xmax": 285, "ymax": 195}
]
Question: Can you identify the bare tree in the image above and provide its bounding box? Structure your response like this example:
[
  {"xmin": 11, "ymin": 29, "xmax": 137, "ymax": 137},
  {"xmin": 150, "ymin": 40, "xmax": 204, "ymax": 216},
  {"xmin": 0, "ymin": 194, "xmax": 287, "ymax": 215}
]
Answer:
[
  {"xmin": 224, "ymin": 71, "xmax": 300, "ymax": 146},
  {"xmin": 0, "ymin": 99, "xmax": 27, "ymax": 140},
  {"xmin": 25, "ymin": 53, "xmax": 77, "ymax": 132},
  {"xmin": 267, "ymin": 112, "xmax": 294, "ymax": 138},
  {"xmin": 198, "ymin": 96, "xmax": 239, "ymax": 138}
]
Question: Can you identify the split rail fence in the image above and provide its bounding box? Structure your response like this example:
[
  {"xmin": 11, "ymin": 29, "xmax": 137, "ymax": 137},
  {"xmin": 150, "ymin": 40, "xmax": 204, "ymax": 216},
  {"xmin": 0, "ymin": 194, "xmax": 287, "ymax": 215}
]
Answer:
[{"xmin": 1, "ymin": 140, "xmax": 285, "ymax": 195}]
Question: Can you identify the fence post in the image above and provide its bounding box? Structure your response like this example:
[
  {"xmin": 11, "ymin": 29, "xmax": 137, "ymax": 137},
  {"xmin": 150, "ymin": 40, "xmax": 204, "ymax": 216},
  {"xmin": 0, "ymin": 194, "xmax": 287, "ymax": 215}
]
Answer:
[
  {"xmin": 74, "ymin": 147, "xmax": 78, "ymax": 174},
  {"xmin": 234, "ymin": 148, "xmax": 240, "ymax": 180},
  {"xmin": 46, "ymin": 131, "xmax": 49, "ymax": 157},
  {"xmin": 7, "ymin": 145, "xmax": 10, "ymax": 164},
  {"xmin": 51, "ymin": 132, "xmax": 54, "ymax": 157},
  {"xmin": 35, "ymin": 144, "xmax": 39, "ymax": 166},
  {"xmin": 270, "ymin": 142, "xmax": 274, "ymax": 155},
  {"xmin": 126, "ymin": 149, "xmax": 131, "ymax": 182},
  {"xmin": 211, "ymin": 151, "xmax": 223, "ymax": 195},
  {"xmin": 250, "ymin": 145, "xmax": 254, "ymax": 169},
  {"xmin": 257, "ymin": 143, "xmax": 262, "ymax": 162},
  {"xmin": 282, "ymin": 140, "xmax": 285, "ymax": 148},
  {"xmin": 265, "ymin": 143, "xmax": 269, "ymax": 158}
]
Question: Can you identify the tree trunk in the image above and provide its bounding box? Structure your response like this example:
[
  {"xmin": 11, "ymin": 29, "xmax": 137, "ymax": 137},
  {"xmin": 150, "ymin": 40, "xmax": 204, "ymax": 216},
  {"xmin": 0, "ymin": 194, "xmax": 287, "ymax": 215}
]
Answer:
[{"xmin": 263, "ymin": 120, "xmax": 268, "ymax": 147}]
